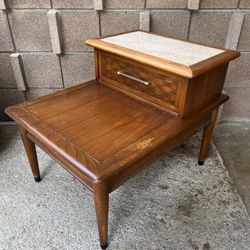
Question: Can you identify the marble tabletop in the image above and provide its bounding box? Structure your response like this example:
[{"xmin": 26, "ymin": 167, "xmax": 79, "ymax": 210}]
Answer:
[{"xmin": 102, "ymin": 31, "xmax": 224, "ymax": 66}]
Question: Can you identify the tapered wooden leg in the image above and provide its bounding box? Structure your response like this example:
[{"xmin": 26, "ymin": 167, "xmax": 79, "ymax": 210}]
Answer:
[
  {"xmin": 198, "ymin": 108, "xmax": 219, "ymax": 165},
  {"xmin": 19, "ymin": 127, "xmax": 41, "ymax": 182},
  {"xmin": 94, "ymin": 181, "xmax": 109, "ymax": 249}
]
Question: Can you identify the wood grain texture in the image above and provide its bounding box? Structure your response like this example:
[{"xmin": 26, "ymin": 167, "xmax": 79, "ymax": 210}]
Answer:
[
  {"xmin": 86, "ymin": 30, "xmax": 240, "ymax": 78},
  {"xmin": 199, "ymin": 107, "xmax": 219, "ymax": 162},
  {"xmin": 19, "ymin": 126, "xmax": 40, "ymax": 180},
  {"xmin": 94, "ymin": 181, "xmax": 109, "ymax": 248},
  {"xmin": 5, "ymin": 30, "xmax": 239, "ymax": 248},
  {"xmin": 95, "ymin": 50, "xmax": 229, "ymax": 118},
  {"xmin": 99, "ymin": 51, "xmax": 180, "ymax": 113},
  {"xmin": 5, "ymin": 80, "xmax": 229, "ymax": 188},
  {"xmin": 180, "ymin": 63, "xmax": 229, "ymax": 117}
]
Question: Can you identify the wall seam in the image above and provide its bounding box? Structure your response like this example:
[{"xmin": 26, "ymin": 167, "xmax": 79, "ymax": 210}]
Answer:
[
  {"xmin": 4, "ymin": 8, "xmax": 250, "ymax": 12},
  {"xmin": 187, "ymin": 11, "xmax": 193, "ymax": 40},
  {"xmin": 58, "ymin": 55, "xmax": 65, "ymax": 88},
  {"xmin": 98, "ymin": 9, "xmax": 102, "ymax": 36}
]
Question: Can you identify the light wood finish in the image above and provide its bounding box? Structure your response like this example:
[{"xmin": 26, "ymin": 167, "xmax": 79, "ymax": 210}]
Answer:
[
  {"xmin": 5, "ymin": 31, "xmax": 240, "ymax": 249},
  {"xmin": 19, "ymin": 126, "xmax": 41, "ymax": 182}
]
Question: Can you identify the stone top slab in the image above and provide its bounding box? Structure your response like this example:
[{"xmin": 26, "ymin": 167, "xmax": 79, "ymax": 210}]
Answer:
[{"xmin": 101, "ymin": 31, "xmax": 224, "ymax": 66}]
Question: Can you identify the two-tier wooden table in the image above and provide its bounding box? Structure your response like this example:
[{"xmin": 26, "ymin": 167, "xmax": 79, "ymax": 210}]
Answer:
[{"xmin": 5, "ymin": 31, "xmax": 240, "ymax": 249}]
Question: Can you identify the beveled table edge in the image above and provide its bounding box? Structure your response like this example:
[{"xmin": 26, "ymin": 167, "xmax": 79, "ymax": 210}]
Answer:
[{"xmin": 4, "ymin": 81, "xmax": 229, "ymax": 191}]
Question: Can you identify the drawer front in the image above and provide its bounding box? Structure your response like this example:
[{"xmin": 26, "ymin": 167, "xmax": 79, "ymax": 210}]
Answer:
[{"xmin": 99, "ymin": 51, "xmax": 180, "ymax": 113}]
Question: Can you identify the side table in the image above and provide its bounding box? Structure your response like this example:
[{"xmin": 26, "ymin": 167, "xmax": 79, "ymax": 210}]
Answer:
[{"xmin": 5, "ymin": 31, "xmax": 240, "ymax": 249}]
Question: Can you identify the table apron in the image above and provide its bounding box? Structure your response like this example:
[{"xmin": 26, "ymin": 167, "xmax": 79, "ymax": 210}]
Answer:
[{"xmin": 107, "ymin": 116, "xmax": 210, "ymax": 192}]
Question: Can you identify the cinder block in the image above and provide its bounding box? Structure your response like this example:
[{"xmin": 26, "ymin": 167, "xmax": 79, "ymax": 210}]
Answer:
[
  {"xmin": 21, "ymin": 54, "xmax": 63, "ymax": 88},
  {"xmin": 94, "ymin": 0, "xmax": 103, "ymax": 10},
  {"xmin": 189, "ymin": 12, "xmax": 232, "ymax": 47},
  {"xmin": 0, "ymin": 89, "xmax": 25, "ymax": 121},
  {"xmin": 238, "ymin": 12, "xmax": 250, "ymax": 51},
  {"xmin": 0, "ymin": 53, "xmax": 16, "ymax": 88},
  {"xmin": 105, "ymin": 0, "xmax": 145, "ymax": 9},
  {"xmin": 240, "ymin": 0, "xmax": 250, "ymax": 8},
  {"xmin": 8, "ymin": 0, "xmax": 51, "ymax": 8},
  {"xmin": 146, "ymin": 0, "xmax": 187, "ymax": 8},
  {"xmin": 140, "ymin": 11, "xmax": 150, "ymax": 31},
  {"xmin": 225, "ymin": 54, "xmax": 250, "ymax": 88},
  {"xmin": 10, "ymin": 53, "xmax": 27, "ymax": 91},
  {"xmin": 100, "ymin": 11, "xmax": 140, "ymax": 36},
  {"xmin": 0, "ymin": 11, "xmax": 14, "ymax": 51},
  {"xmin": 60, "ymin": 53, "xmax": 95, "ymax": 87},
  {"xmin": 26, "ymin": 88, "xmax": 59, "ymax": 100},
  {"xmin": 188, "ymin": 0, "xmax": 200, "ymax": 10},
  {"xmin": 151, "ymin": 11, "xmax": 190, "ymax": 39},
  {"xmin": 199, "ymin": 0, "xmax": 239, "ymax": 8},
  {"xmin": 9, "ymin": 11, "xmax": 52, "ymax": 51},
  {"xmin": 225, "ymin": 12, "xmax": 245, "ymax": 50},
  {"xmin": 52, "ymin": 0, "xmax": 93, "ymax": 9},
  {"xmin": 47, "ymin": 10, "xmax": 61, "ymax": 54},
  {"xmin": 58, "ymin": 11, "xmax": 99, "ymax": 51},
  {"xmin": 0, "ymin": 0, "xmax": 6, "ymax": 9},
  {"xmin": 222, "ymin": 87, "xmax": 250, "ymax": 120}
]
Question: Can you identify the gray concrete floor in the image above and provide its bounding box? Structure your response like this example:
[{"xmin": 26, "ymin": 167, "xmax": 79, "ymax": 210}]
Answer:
[
  {"xmin": 214, "ymin": 120, "xmax": 250, "ymax": 216},
  {"xmin": 0, "ymin": 124, "xmax": 250, "ymax": 250}
]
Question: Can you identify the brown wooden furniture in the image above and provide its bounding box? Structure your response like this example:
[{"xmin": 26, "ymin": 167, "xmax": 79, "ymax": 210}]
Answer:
[{"xmin": 5, "ymin": 31, "xmax": 240, "ymax": 249}]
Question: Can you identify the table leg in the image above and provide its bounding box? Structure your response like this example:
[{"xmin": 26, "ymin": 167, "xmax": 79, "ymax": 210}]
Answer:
[
  {"xmin": 94, "ymin": 181, "xmax": 109, "ymax": 249},
  {"xmin": 198, "ymin": 107, "xmax": 219, "ymax": 165},
  {"xmin": 19, "ymin": 127, "xmax": 41, "ymax": 182}
]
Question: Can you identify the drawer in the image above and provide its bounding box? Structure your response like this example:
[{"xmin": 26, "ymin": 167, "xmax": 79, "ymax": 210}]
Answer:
[{"xmin": 98, "ymin": 51, "xmax": 181, "ymax": 113}]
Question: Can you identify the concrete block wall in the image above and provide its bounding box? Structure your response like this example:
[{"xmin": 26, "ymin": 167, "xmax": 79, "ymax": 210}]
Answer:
[{"xmin": 0, "ymin": 0, "xmax": 249, "ymax": 121}]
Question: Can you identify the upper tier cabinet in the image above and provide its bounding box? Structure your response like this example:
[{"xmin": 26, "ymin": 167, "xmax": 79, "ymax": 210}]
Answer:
[{"xmin": 86, "ymin": 31, "xmax": 240, "ymax": 118}]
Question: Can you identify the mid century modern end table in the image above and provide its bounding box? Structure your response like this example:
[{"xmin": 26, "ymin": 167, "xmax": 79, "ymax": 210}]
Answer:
[{"xmin": 5, "ymin": 31, "xmax": 240, "ymax": 249}]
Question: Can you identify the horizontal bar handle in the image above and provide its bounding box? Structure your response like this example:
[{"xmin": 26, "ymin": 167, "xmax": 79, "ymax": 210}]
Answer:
[{"xmin": 117, "ymin": 71, "xmax": 150, "ymax": 86}]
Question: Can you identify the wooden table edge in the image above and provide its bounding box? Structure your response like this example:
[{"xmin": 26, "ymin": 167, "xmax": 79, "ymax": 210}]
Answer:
[{"xmin": 4, "ymin": 90, "xmax": 229, "ymax": 192}]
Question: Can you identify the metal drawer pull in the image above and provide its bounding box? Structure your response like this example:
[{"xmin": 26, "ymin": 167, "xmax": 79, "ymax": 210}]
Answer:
[{"xmin": 117, "ymin": 71, "xmax": 150, "ymax": 86}]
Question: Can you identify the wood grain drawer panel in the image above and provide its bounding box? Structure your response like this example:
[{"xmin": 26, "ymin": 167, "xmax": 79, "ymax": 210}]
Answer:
[{"xmin": 98, "ymin": 51, "xmax": 181, "ymax": 113}]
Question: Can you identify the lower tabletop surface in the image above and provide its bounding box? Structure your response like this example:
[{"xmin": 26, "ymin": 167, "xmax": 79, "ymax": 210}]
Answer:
[{"xmin": 6, "ymin": 80, "xmax": 210, "ymax": 182}]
